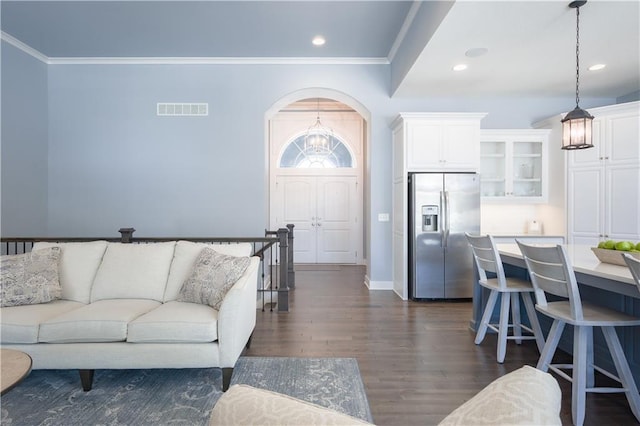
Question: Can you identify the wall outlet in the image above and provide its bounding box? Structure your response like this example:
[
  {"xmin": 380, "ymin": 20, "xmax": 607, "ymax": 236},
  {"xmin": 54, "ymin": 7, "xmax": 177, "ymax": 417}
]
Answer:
[{"xmin": 378, "ymin": 213, "xmax": 390, "ymax": 222}]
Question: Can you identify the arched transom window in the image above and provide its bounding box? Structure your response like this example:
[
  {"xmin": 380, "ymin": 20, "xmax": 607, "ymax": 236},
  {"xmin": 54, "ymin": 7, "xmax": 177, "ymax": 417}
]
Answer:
[{"xmin": 279, "ymin": 134, "xmax": 354, "ymax": 168}]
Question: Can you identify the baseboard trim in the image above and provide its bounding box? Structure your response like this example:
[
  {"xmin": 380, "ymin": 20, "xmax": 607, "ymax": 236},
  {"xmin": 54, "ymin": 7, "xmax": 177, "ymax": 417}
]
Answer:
[{"xmin": 364, "ymin": 275, "xmax": 393, "ymax": 291}]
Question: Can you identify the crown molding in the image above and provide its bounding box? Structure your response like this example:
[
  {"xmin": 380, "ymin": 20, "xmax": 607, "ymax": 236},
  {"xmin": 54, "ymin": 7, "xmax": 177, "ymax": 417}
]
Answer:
[
  {"xmin": 1, "ymin": 31, "xmax": 49, "ymax": 64},
  {"xmin": 0, "ymin": 33, "xmax": 389, "ymax": 66}
]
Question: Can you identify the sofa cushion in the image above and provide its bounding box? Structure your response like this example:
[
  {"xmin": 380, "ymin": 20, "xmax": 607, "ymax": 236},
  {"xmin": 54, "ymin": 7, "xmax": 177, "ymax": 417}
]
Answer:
[
  {"xmin": 176, "ymin": 248, "xmax": 251, "ymax": 310},
  {"xmin": 0, "ymin": 300, "xmax": 85, "ymax": 343},
  {"xmin": 164, "ymin": 241, "xmax": 253, "ymax": 302},
  {"xmin": 127, "ymin": 301, "xmax": 218, "ymax": 343},
  {"xmin": 33, "ymin": 241, "xmax": 108, "ymax": 303},
  {"xmin": 209, "ymin": 384, "xmax": 374, "ymax": 426},
  {"xmin": 438, "ymin": 365, "xmax": 561, "ymax": 426},
  {"xmin": 90, "ymin": 242, "xmax": 176, "ymax": 302},
  {"xmin": 38, "ymin": 299, "xmax": 160, "ymax": 343},
  {"xmin": 1, "ymin": 247, "xmax": 62, "ymax": 307}
]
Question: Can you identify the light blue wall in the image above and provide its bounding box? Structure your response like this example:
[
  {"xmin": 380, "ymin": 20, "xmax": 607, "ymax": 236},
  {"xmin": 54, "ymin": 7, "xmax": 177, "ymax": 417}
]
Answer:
[
  {"xmin": 618, "ymin": 90, "xmax": 640, "ymax": 104},
  {"xmin": 1, "ymin": 42, "xmax": 617, "ymax": 281},
  {"xmin": 1, "ymin": 42, "xmax": 48, "ymax": 236}
]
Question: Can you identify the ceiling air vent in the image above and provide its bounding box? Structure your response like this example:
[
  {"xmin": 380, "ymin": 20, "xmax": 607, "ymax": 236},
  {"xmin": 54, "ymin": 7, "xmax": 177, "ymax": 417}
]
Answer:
[{"xmin": 157, "ymin": 103, "xmax": 208, "ymax": 116}]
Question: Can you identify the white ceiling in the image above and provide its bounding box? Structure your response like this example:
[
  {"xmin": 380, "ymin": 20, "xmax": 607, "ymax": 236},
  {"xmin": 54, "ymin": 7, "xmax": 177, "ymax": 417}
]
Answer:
[
  {"xmin": 1, "ymin": 1, "xmax": 638, "ymax": 99},
  {"xmin": 394, "ymin": 0, "xmax": 640, "ymax": 98}
]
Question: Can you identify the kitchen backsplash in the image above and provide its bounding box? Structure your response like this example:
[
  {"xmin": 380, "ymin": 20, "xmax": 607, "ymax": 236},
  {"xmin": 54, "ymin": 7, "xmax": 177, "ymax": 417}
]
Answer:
[{"xmin": 481, "ymin": 204, "xmax": 541, "ymax": 235}]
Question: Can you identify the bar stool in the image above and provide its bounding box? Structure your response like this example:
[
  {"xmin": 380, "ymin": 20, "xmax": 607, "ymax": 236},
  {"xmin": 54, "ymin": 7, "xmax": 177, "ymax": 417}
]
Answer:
[
  {"xmin": 517, "ymin": 241, "xmax": 640, "ymax": 426},
  {"xmin": 465, "ymin": 233, "xmax": 545, "ymax": 363},
  {"xmin": 623, "ymin": 253, "xmax": 640, "ymax": 285}
]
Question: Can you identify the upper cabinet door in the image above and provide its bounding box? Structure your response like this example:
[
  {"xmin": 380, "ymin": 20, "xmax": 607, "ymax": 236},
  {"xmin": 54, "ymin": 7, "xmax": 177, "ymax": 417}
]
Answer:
[
  {"xmin": 441, "ymin": 121, "xmax": 480, "ymax": 171},
  {"xmin": 406, "ymin": 121, "xmax": 443, "ymax": 171}
]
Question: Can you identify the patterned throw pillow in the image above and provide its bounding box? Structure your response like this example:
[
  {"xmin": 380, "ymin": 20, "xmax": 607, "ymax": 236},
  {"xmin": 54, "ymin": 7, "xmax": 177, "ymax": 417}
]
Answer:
[
  {"xmin": 177, "ymin": 248, "xmax": 251, "ymax": 310},
  {"xmin": 1, "ymin": 247, "xmax": 62, "ymax": 307}
]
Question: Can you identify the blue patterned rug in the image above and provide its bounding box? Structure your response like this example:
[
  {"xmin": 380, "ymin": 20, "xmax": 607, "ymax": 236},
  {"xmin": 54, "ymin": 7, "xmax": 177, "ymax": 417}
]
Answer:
[{"xmin": 0, "ymin": 357, "xmax": 372, "ymax": 425}]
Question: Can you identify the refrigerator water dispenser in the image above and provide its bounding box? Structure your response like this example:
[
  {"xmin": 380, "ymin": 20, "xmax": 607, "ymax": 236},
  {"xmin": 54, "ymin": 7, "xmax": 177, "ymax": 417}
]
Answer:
[{"xmin": 422, "ymin": 205, "xmax": 439, "ymax": 232}]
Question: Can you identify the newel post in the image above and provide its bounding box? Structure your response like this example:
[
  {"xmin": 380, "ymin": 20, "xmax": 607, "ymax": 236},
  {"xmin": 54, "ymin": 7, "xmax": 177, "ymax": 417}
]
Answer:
[
  {"xmin": 276, "ymin": 227, "xmax": 289, "ymax": 312},
  {"xmin": 118, "ymin": 228, "xmax": 136, "ymax": 243},
  {"xmin": 286, "ymin": 224, "xmax": 295, "ymax": 289}
]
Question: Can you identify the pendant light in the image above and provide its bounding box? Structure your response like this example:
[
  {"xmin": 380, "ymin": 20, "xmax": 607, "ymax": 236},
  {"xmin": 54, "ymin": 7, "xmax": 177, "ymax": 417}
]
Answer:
[
  {"xmin": 561, "ymin": 0, "xmax": 594, "ymax": 150},
  {"xmin": 304, "ymin": 98, "xmax": 333, "ymax": 154}
]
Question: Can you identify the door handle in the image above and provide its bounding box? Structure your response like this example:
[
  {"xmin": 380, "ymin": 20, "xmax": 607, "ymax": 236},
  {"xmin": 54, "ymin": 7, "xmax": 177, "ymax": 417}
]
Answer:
[
  {"xmin": 317, "ymin": 223, "xmax": 322, "ymax": 227},
  {"xmin": 440, "ymin": 191, "xmax": 445, "ymax": 248},
  {"xmin": 443, "ymin": 191, "xmax": 450, "ymax": 249}
]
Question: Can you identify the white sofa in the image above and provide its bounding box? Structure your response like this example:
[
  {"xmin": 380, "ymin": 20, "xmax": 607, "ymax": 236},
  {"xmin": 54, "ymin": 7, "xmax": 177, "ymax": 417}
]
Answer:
[{"xmin": 0, "ymin": 240, "xmax": 259, "ymax": 391}]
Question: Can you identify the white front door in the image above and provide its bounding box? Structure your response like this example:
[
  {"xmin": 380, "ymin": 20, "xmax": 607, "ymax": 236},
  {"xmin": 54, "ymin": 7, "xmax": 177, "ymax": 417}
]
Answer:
[{"xmin": 274, "ymin": 175, "xmax": 359, "ymax": 264}]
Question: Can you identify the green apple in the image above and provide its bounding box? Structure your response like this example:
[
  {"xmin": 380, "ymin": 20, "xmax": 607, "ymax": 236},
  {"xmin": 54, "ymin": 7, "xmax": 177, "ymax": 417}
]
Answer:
[
  {"xmin": 615, "ymin": 241, "xmax": 633, "ymax": 251},
  {"xmin": 636, "ymin": 242, "xmax": 640, "ymax": 251},
  {"xmin": 603, "ymin": 240, "xmax": 616, "ymax": 249},
  {"xmin": 597, "ymin": 241, "xmax": 606, "ymax": 249}
]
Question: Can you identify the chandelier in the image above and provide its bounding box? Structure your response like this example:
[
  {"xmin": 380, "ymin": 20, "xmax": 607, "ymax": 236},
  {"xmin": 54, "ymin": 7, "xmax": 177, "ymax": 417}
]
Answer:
[
  {"xmin": 561, "ymin": 0, "xmax": 594, "ymax": 150},
  {"xmin": 304, "ymin": 99, "xmax": 334, "ymax": 154}
]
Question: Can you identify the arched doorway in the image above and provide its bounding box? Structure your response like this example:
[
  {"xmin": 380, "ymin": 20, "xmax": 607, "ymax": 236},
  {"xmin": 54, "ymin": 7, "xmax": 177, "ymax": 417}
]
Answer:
[{"xmin": 268, "ymin": 95, "xmax": 366, "ymax": 264}]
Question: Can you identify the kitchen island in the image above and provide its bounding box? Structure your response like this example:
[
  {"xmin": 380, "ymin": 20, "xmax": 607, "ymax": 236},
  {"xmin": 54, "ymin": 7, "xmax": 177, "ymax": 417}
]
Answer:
[{"xmin": 471, "ymin": 243, "xmax": 640, "ymax": 381}]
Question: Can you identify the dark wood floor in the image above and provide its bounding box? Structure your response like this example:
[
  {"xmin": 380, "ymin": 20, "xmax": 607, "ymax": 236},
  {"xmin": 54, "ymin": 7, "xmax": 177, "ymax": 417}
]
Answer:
[{"xmin": 246, "ymin": 265, "xmax": 639, "ymax": 425}]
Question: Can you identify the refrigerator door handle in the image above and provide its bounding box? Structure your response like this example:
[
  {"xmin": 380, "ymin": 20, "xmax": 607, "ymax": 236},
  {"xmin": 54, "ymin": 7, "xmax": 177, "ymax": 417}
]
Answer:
[
  {"xmin": 444, "ymin": 191, "xmax": 450, "ymax": 248},
  {"xmin": 440, "ymin": 190, "xmax": 446, "ymax": 248}
]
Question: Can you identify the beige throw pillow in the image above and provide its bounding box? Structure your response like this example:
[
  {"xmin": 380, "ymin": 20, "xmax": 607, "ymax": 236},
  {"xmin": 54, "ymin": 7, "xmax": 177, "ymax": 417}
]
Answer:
[
  {"xmin": 1, "ymin": 247, "xmax": 62, "ymax": 307},
  {"xmin": 177, "ymin": 248, "xmax": 250, "ymax": 310}
]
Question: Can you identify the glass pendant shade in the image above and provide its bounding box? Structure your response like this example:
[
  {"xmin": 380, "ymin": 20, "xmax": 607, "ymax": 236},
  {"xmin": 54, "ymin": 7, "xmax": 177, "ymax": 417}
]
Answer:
[{"xmin": 561, "ymin": 106, "xmax": 594, "ymax": 150}]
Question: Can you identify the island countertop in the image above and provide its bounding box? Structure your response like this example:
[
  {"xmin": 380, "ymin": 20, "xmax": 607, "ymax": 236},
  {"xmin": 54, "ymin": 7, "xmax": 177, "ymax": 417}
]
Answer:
[{"xmin": 496, "ymin": 243, "xmax": 637, "ymax": 294}]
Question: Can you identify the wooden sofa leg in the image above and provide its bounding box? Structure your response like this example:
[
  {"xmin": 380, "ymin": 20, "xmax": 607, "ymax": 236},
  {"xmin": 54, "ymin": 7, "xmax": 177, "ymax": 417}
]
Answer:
[
  {"xmin": 79, "ymin": 369, "xmax": 95, "ymax": 391},
  {"xmin": 222, "ymin": 368, "xmax": 233, "ymax": 392}
]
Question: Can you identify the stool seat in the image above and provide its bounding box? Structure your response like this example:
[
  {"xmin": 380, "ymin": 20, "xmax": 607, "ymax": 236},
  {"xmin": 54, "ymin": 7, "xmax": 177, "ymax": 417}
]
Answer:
[
  {"xmin": 481, "ymin": 277, "xmax": 536, "ymax": 292},
  {"xmin": 539, "ymin": 301, "xmax": 640, "ymax": 327}
]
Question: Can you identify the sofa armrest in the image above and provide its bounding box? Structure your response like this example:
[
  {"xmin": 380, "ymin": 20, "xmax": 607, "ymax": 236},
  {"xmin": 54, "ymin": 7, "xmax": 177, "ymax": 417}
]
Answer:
[
  {"xmin": 209, "ymin": 384, "xmax": 374, "ymax": 426},
  {"xmin": 438, "ymin": 365, "xmax": 561, "ymax": 426},
  {"xmin": 217, "ymin": 257, "xmax": 260, "ymax": 367}
]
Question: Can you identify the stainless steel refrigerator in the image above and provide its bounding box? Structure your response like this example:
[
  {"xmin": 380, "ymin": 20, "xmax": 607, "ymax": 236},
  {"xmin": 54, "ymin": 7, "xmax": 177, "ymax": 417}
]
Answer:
[{"xmin": 408, "ymin": 173, "xmax": 480, "ymax": 299}]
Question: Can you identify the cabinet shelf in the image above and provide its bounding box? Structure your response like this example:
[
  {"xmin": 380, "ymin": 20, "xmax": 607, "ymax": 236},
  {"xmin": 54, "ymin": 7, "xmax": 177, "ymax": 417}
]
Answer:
[
  {"xmin": 513, "ymin": 178, "xmax": 541, "ymax": 182},
  {"xmin": 513, "ymin": 154, "xmax": 542, "ymax": 158}
]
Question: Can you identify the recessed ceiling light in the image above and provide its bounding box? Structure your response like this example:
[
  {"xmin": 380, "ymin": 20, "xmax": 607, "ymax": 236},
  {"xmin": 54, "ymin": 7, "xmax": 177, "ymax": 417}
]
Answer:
[
  {"xmin": 453, "ymin": 64, "xmax": 468, "ymax": 71},
  {"xmin": 588, "ymin": 64, "xmax": 606, "ymax": 71},
  {"xmin": 465, "ymin": 47, "xmax": 488, "ymax": 58},
  {"xmin": 312, "ymin": 36, "xmax": 326, "ymax": 46}
]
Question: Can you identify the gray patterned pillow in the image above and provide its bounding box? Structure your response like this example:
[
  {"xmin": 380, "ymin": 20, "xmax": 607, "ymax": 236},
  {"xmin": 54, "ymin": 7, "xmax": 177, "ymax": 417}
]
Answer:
[
  {"xmin": 1, "ymin": 247, "xmax": 62, "ymax": 307},
  {"xmin": 177, "ymin": 248, "xmax": 251, "ymax": 310}
]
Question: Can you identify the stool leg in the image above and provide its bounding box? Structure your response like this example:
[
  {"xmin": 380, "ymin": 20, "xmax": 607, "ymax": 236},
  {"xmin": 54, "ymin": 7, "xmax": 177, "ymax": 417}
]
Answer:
[
  {"xmin": 537, "ymin": 320, "xmax": 564, "ymax": 372},
  {"xmin": 572, "ymin": 325, "xmax": 588, "ymax": 426},
  {"xmin": 522, "ymin": 293, "xmax": 545, "ymax": 353},
  {"xmin": 497, "ymin": 292, "xmax": 511, "ymax": 363},
  {"xmin": 586, "ymin": 327, "xmax": 594, "ymax": 389},
  {"xmin": 601, "ymin": 326, "xmax": 640, "ymax": 422},
  {"xmin": 511, "ymin": 293, "xmax": 522, "ymax": 344},
  {"xmin": 475, "ymin": 290, "xmax": 498, "ymax": 345}
]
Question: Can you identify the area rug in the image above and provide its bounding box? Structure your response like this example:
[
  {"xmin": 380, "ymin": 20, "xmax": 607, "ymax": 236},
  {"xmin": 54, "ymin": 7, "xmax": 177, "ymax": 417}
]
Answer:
[{"xmin": 0, "ymin": 357, "xmax": 372, "ymax": 425}]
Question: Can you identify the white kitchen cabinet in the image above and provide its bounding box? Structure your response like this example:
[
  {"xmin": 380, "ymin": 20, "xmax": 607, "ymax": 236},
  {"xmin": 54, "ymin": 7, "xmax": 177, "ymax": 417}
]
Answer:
[
  {"xmin": 480, "ymin": 129, "xmax": 550, "ymax": 203},
  {"xmin": 390, "ymin": 112, "xmax": 486, "ymax": 299},
  {"xmin": 399, "ymin": 113, "xmax": 486, "ymax": 172},
  {"xmin": 567, "ymin": 101, "xmax": 640, "ymax": 245}
]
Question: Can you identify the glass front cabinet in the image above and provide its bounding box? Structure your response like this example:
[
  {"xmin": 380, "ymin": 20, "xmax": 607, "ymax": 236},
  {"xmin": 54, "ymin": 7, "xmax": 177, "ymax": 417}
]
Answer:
[{"xmin": 480, "ymin": 129, "xmax": 550, "ymax": 203}]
